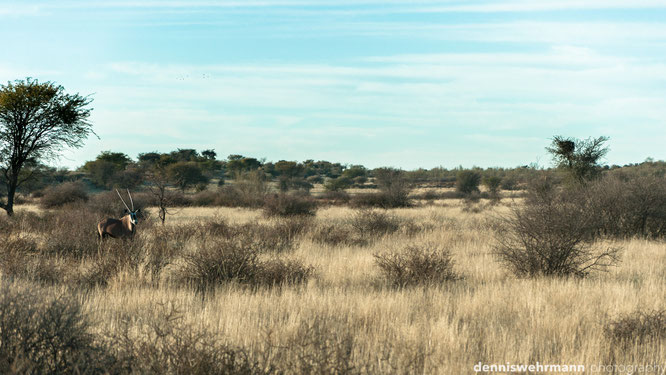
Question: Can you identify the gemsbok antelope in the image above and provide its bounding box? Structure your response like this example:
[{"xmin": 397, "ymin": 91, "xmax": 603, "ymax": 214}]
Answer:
[{"xmin": 97, "ymin": 189, "xmax": 141, "ymax": 240}]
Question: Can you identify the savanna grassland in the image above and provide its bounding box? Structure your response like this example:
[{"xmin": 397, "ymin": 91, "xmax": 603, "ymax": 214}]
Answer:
[{"xmin": 1, "ymin": 187, "xmax": 664, "ymax": 374}]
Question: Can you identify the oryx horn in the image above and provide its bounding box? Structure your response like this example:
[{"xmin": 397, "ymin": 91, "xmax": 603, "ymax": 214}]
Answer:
[
  {"xmin": 116, "ymin": 189, "xmax": 131, "ymax": 211},
  {"xmin": 127, "ymin": 189, "xmax": 134, "ymax": 210}
]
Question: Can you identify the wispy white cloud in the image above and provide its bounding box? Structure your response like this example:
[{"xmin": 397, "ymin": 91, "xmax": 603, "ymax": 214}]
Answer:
[{"xmin": 7, "ymin": 0, "xmax": 664, "ymax": 168}]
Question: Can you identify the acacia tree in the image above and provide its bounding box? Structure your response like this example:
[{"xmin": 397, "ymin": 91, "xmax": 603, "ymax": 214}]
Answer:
[
  {"xmin": 146, "ymin": 164, "xmax": 177, "ymax": 225},
  {"xmin": 546, "ymin": 135, "xmax": 609, "ymax": 184},
  {"xmin": 0, "ymin": 78, "xmax": 93, "ymax": 215}
]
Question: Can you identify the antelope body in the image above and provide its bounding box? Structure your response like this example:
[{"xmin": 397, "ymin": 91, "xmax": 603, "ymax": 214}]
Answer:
[{"xmin": 97, "ymin": 190, "xmax": 140, "ymax": 240}]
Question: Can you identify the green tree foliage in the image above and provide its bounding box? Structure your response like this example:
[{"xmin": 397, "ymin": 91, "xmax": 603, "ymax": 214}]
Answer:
[
  {"xmin": 0, "ymin": 78, "xmax": 93, "ymax": 215},
  {"xmin": 137, "ymin": 152, "xmax": 163, "ymax": 168},
  {"xmin": 371, "ymin": 167, "xmax": 411, "ymax": 207},
  {"xmin": 201, "ymin": 149, "xmax": 217, "ymax": 160},
  {"xmin": 302, "ymin": 160, "xmax": 344, "ymax": 178},
  {"xmin": 324, "ymin": 176, "xmax": 353, "ymax": 191},
  {"xmin": 83, "ymin": 151, "xmax": 135, "ymax": 188},
  {"xmin": 167, "ymin": 162, "xmax": 209, "ymax": 192},
  {"xmin": 342, "ymin": 165, "xmax": 367, "ymax": 179},
  {"xmin": 226, "ymin": 155, "xmax": 262, "ymax": 175},
  {"xmin": 482, "ymin": 175, "xmax": 502, "ymax": 198},
  {"xmin": 274, "ymin": 160, "xmax": 304, "ymax": 177},
  {"xmin": 169, "ymin": 148, "xmax": 199, "ymax": 162},
  {"xmin": 546, "ymin": 135, "xmax": 609, "ymax": 184},
  {"xmin": 456, "ymin": 170, "xmax": 481, "ymax": 195}
]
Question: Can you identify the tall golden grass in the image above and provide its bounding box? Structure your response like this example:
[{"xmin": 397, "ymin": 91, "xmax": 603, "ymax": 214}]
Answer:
[{"xmin": 3, "ymin": 199, "xmax": 665, "ymax": 374}]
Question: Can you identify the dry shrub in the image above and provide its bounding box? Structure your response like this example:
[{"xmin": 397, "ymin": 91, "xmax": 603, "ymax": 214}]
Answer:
[
  {"xmin": 176, "ymin": 238, "xmax": 313, "ymax": 291},
  {"xmin": 194, "ymin": 172, "xmax": 269, "ymax": 208},
  {"xmin": 0, "ymin": 236, "xmax": 78, "ymax": 286},
  {"xmin": 263, "ymin": 193, "xmax": 317, "ymax": 217},
  {"xmin": 309, "ymin": 211, "xmax": 421, "ymax": 248},
  {"xmin": 0, "ymin": 215, "xmax": 11, "ymax": 234},
  {"xmin": 605, "ymin": 309, "xmax": 666, "ymax": 345},
  {"xmin": 11, "ymin": 210, "xmax": 48, "ymax": 233},
  {"xmin": 267, "ymin": 314, "xmax": 432, "ymax": 374},
  {"xmin": 400, "ymin": 221, "xmax": 433, "ymax": 237},
  {"xmin": 374, "ymin": 243, "xmax": 460, "ymax": 287},
  {"xmin": 177, "ymin": 239, "xmax": 261, "ymax": 291},
  {"xmin": 106, "ymin": 303, "xmax": 262, "ymax": 374},
  {"xmin": 351, "ymin": 210, "xmax": 401, "ymax": 237},
  {"xmin": 255, "ymin": 258, "xmax": 314, "ymax": 287},
  {"xmin": 274, "ymin": 315, "xmax": 357, "ymax": 374},
  {"xmin": 40, "ymin": 204, "xmax": 101, "ymax": 258},
  {"xmin": 190, "ymin": 185, "xmax": 265, "ymax": 208},
  {"xmin": 317, "ymin": 190, "xmax": 350, "ymax": 205},
  {"xmin": 191, "ymin": 190, "xmax": 219, "ymax": 206},
  {"xmin": 350, "ymin": 191, "xmax": 410, "ymax": 209},
  {"xmin": 39, "ymin": 181, "xmax": 89, "ymax": 209},
  {"xmin": 0, "ymin": 280, "xmax": 113, "ymax": 374},
  {"xmin": 144, "ymin": 229, "xmax": 189, "ymax": 279},
  {"xmin": 410, "ymin": 189, "xmax": 459, "ymax": 201},
  {"xmin": 0, "ymin": 237, "xmax": 37, "ymax": 279},
  {"xmin": 494, "ymin": 183, "xmax": 620, "ymax": 278},
  {"xmin": 586, "ymin": 174, "xmax": 666, "ymax": 238},
  {"xmin": 309, "ymin": 224, "xmax": 368, "ymax": 247},
  {"xmin": 200, "ymin": 217, "xmax": 310, "ymax": 253}
]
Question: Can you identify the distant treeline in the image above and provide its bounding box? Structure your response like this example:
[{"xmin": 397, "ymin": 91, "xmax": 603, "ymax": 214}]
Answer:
[{"xmin": 10, "ymin": 148, "xmax": 666, "ymax": 195}]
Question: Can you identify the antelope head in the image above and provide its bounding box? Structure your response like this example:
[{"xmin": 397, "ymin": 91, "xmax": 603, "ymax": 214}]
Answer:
[{"xmin": 116, "ymin": 189, "xmax": 140, "ymax": 226}]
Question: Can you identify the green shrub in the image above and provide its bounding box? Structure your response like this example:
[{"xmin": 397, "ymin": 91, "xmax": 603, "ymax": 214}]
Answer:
[
  {"xmin": 482, "ymin": 175, "xmax": 502, "ymax": 199},
  {"xmin": 455, "ymin": 170, "xmax": 481, "ymax": 196},
  {"xmin": 324, "ymin": 176, "xmax": 352, "ymax": 192}
]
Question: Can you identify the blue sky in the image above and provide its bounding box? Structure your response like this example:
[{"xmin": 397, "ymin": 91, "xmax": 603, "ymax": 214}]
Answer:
[{"xmin": 1, "ymin": 1, "xmax": 665, "ymax": 169}]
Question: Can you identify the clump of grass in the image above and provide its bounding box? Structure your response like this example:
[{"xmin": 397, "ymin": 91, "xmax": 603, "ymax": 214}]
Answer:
[
  {"xmin": 275, "ymin": 315, "xmax": 357, "ymax": 374},
  {"xmin": 106, "ymin": 303, "xmax": 263, "ymax": 374},
  {"xmin": 605, "ymin": 309, "xmax": 666, "ymax": 345},
  {"xmin": 374, "ymin": 243, "xmax": 460, "ymax": 287}
]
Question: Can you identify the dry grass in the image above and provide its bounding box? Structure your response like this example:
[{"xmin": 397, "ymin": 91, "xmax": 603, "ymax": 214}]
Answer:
[{"xmin": 1, "ymin": 198, "xmax": 664, "ymax": 373}]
